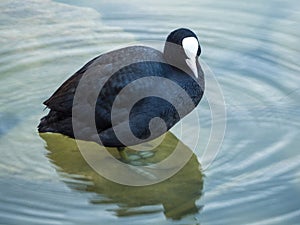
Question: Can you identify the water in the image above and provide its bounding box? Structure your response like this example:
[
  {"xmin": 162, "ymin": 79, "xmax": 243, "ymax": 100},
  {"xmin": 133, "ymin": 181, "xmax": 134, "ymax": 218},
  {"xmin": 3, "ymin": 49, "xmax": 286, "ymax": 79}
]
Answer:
[{"xmin": 0, "ymin": 0, "xmax": 300, "ymax": 224}]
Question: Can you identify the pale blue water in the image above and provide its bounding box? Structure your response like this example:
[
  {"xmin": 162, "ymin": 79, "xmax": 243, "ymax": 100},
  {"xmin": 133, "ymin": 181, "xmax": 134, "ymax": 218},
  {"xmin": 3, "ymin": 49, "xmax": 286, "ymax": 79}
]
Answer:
[{"xmin": 0, "ymin": 0, "xmax": 300, "ymax": 224}]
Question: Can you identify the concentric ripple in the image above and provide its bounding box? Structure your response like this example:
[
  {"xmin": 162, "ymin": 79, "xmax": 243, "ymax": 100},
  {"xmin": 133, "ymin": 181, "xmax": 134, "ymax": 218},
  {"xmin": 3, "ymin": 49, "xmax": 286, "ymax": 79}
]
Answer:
[{"xmin": 0, "ymin": 0, "xmax": 300, "ymax": 224}]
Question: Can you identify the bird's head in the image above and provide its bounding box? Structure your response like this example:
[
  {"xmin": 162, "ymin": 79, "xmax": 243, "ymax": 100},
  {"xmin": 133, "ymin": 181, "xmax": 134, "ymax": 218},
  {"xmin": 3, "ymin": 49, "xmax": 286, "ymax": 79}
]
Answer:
[{"xmin": 164, "ymin": 28, "xmax": 201, "ymax": 78}]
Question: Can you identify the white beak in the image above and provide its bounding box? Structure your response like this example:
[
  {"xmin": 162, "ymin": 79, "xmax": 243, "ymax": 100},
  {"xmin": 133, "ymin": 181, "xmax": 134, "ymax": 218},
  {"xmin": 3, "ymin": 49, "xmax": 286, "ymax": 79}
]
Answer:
[{"xmin": 185, "ymin": 58, "xmax": 198, "ymax": 78}]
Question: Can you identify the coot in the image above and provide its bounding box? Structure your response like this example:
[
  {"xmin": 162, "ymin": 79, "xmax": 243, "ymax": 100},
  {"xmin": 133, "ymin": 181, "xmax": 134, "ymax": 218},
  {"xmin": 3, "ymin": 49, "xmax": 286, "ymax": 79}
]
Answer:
[{"xmin": 38, "ymin": 28, "xmax": 205, "ymax": 158}]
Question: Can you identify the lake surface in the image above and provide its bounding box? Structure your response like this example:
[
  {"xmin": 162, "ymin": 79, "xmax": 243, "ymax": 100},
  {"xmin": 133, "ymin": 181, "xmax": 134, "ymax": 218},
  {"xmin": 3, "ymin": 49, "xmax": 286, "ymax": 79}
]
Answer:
[{"xmin": 0, "ymin": 0, "xmax": 300, "ymax": 224}]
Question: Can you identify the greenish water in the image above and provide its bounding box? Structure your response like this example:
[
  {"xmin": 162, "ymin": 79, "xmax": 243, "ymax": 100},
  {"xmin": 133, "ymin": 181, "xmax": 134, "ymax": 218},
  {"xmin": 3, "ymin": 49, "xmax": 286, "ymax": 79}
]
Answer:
[{"xmin": 0, "ymin": 0, "xmax": 300, "ymax": 224}]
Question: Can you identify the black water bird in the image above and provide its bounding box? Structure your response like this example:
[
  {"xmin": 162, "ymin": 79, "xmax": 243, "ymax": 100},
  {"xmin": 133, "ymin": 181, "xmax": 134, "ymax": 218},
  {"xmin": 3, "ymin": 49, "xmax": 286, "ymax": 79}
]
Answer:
[{"xmin": 38, "ymin": 28, "xmax": 205, "ymax": 159}]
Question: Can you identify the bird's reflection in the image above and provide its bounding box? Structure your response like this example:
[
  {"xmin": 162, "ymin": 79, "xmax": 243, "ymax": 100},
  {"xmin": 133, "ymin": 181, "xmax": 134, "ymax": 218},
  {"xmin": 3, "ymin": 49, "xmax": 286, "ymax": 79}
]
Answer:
[{"xmin": 40, "ymin": 132, "xmax": 203, "ymax": 220}]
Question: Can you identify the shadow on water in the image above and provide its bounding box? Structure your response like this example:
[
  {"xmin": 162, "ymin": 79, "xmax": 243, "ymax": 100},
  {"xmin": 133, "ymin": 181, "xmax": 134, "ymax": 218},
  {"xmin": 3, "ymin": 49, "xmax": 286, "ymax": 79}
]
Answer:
[{"xmin": 39, "ymin": 132, "xmax": 204, "ymax": 220}]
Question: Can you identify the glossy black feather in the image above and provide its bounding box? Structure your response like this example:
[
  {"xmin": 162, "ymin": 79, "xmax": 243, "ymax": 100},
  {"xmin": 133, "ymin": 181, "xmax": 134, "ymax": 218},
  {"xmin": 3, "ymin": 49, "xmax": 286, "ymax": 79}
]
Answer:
[{"xmin": 38, "ymin": 29, "xmax": 205, "ymax": 147}]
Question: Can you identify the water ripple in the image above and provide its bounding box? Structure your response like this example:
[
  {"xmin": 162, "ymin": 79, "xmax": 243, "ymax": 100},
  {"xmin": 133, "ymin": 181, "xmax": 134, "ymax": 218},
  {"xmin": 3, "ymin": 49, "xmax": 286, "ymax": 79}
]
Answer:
[{"xmin": 0, "ymin": 0, "xmax": 300, "ymax": 224}]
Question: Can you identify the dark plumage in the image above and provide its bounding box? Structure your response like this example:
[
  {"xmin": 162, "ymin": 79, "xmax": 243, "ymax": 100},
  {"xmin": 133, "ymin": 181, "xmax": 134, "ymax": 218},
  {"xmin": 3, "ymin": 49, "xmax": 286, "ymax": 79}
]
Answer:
[{"xmin": 38, "ymin": 28, "xmax": 205, "ymax": 151}]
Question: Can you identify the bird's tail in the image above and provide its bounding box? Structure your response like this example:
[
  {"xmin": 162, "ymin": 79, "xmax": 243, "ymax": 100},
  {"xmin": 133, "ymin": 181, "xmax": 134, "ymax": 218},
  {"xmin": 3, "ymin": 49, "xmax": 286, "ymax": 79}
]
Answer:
[{"xmin": 38, "ymin": 110, "xmax": 74, "ymax": 137}]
